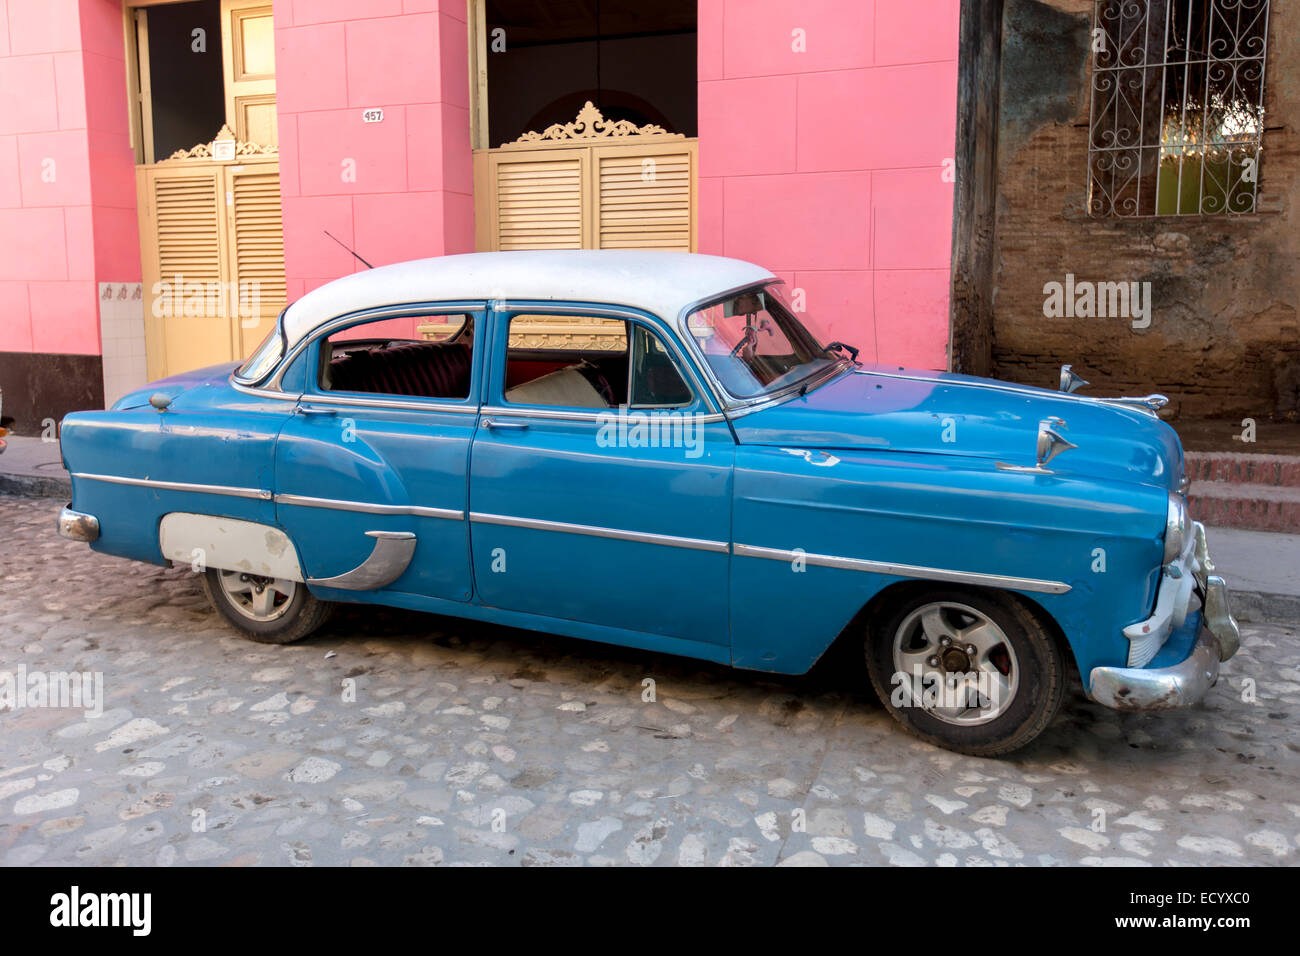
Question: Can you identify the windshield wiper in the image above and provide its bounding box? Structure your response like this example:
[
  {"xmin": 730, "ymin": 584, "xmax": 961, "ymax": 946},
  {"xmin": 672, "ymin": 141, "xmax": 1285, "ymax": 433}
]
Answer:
[{"xmin": 826, "ymin": 341, "xmax": 860, "ymax": 363}]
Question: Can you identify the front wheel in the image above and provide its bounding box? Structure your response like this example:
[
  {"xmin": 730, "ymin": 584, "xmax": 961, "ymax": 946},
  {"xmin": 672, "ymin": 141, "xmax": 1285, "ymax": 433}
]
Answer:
[
  {"xmin": 201, "ymin": 568, "xmax": 333, "ymax": 644},
  {"xmin": 864, "ymin": 588, "xmax": 1067, "ymax": 756}
]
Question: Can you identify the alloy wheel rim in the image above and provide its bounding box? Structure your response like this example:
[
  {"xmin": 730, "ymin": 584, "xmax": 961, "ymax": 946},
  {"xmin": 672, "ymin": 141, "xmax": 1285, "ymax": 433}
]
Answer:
[
  {"xmin": 218, "ymin": 570, "xmax": 296, "ymax": 623},
  {"xmin": 890, "ymin": 601, "xmax": 1020, "ymax": 726}
]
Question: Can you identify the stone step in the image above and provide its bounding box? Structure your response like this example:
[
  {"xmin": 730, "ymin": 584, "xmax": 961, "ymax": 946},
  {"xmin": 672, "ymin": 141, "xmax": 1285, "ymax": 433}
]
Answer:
[
  {"xmin": 1184, "ymin": 451, "xmax": 1300, "ymax": 487},
  {"xmin": 1187, "ymin": 480, "xmax": 1300, "ymax": 533}
]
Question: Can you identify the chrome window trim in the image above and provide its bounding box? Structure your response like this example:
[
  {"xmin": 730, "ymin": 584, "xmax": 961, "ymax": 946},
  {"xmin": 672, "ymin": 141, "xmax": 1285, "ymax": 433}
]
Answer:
[
  {"xmin": 721, "ymin": 361, "xmax": 852, "ymax": 420},
  {"xmin": 230, "ymin": 380, "xmax": 300, "ymax": 401},
  {"xmin": 233, "ymin": 306, "xmax": 290, "ymax": 388},
  {"xmin": 731, "ymin": 543, "xmax": 1072, "ymax": 595},
  {"xmin": 479, "ymin": 404, "xmax": 727, "ymax": 425},
  {"xmin": 494, "ymin": 300, "xmax": 724, "ymax": 415},
  {"xmin": 470, "ymin": 511, "xmax": 730, "ymax": 554},
  {"xmin": 72, "ymin": 472, "xmax": 273, "ymax": 501},
  {"xmin": 275, "ymin": 493, "xmax": 464, "ymax": 521},
  {"xmin": 269, "ymin": 300, "xmax": 488, "ymax": 392},
  {"xmin": 676, "ymin": 279, "xmax": 851, "ymax": 413}
]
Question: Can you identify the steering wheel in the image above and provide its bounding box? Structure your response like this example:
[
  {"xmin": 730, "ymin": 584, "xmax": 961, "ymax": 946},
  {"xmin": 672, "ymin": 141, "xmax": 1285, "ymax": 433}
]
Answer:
[{"xmin": 730, "ymin": 326, "xmax": 758, "ymax": 359}]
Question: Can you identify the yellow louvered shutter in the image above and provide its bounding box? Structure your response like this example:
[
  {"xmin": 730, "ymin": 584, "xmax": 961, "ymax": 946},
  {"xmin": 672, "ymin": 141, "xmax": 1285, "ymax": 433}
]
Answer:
[
  {"xmin": 476, "ymin": 138, "xmax": 697, "ymax": 255},
  {"xmin": 227, "ymin": 163, "xmax": 286, "ymax": 354},
  {"xmin": 138, "ymin": 159, "xmax": 286, "ymax": 380},
  {"xmin": 139, "ymin": 166, "xmax": 230, "ymax": 381},
  {"xmin": 490, "ymin": 148, "xmax": 589, "ymax": 250},
  {"xmin": 595, "ymin": 143, "xmax": 694, "ymax": 251}
]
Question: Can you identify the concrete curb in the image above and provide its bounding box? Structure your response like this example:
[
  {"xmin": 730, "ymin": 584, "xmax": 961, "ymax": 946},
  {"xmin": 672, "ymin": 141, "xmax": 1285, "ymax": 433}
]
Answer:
[
  {"xmin": 1231, "ymin": 590, "xmax": 1300, "ymax": 626},
  {"xmin": 0, "ymin": 473, "xmax": 71, "ymax": 499}
]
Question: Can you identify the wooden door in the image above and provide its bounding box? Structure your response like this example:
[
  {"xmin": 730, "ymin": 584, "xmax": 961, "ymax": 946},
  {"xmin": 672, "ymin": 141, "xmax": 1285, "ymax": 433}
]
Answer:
[
  {"xmin": 226, "ymin": 161, "xmax": 287, "ymax": 356},
  {"xmin": 138, "ymin": 157, "xmax": 285, "ymax": 381},
  {"xmin": 220, "ymin": 0, "xmax": 277, "ymax": 147},
  {"xmin": 474, "ymin": 103, "xmax": 697, "ymax": 255}
]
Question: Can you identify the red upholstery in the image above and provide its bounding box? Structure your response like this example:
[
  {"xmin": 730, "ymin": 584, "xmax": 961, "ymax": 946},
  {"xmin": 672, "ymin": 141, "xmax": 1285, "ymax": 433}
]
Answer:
[{"xmin": 329, "ymin": 342, "xmax": 472, "ymax": 399}]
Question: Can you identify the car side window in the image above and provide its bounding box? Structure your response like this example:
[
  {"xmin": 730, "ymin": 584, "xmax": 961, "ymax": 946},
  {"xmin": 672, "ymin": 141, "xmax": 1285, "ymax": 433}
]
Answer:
[
  {"xmin": 501, "ymin": 313, "xmax": 692, "ymax": 410},
  {"xmin": 319, "ymin": 313, "xmax": 475, "ymax": 400}
]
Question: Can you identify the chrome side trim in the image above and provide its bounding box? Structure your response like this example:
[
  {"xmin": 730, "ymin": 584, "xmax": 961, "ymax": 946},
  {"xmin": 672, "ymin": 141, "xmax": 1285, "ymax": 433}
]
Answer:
[
  {"xmin": 731, "ymin": 543, "xmax": 1072, "ymax": 595},
  {"xmin": 275, "ymin": 493, "xmax": 463, "ymax": 521},
  {"xmin": 470, "ymin": 511, "xmax": 730, "ymax": 553},
  {"xmin": 56, "ymin": 506, "xmax": 99, "ymax": 543},
  {"xmin": 72, "ymin": 472, "xmax": 272, "ymax": 500},
  {"xmin": 479, "ymin": 404, "xmax": 728, "ymax": 425},
  {"xmin": 307, "ymin": 531, "xmax": 416, "ymax": 590}
]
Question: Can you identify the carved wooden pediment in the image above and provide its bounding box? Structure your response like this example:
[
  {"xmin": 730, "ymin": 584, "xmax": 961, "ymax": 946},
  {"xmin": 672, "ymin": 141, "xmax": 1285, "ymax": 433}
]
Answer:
[
  {"xmin": 504, "ymin": 101, "xmax": 682, "ymax": 148},
  {"xmin": 165, "ymin": 124, "xmax": 278, "ymax": 161}
]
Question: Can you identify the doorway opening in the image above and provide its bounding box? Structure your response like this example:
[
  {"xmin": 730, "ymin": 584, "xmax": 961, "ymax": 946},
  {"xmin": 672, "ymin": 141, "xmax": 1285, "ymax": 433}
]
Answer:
[
  {"xmin": 126, "ymin": 0, "xmax": 284, "ymax": 381},
  {"xmin": 470, "ymin": 0, "xmax": 700, "ymax": 262}
]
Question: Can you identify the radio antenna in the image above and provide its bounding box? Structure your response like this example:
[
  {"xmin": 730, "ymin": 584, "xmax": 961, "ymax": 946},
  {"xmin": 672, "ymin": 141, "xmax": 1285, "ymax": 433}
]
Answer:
[{"xmin": 323, "ymin": 230, "xmax": 374, "ymax": 269}]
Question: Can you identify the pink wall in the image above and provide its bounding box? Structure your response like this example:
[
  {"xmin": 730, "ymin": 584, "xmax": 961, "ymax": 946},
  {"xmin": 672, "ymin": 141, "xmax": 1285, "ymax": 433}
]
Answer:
[
  {"xmin": 274, "ymin": 0, "xmax": 474, "ymax": 340},
  {"xmin": 697, "ymin": 0, "xmax": 959, "ymax": 369},
  {"xmin": 0, "ymin": 0, "xmax": 138, "ymax": 357}
]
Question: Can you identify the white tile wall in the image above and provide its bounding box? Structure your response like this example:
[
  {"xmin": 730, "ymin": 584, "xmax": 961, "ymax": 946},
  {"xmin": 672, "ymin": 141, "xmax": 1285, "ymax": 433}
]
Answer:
[{"xmin": 98, "ymin": 282, "xmax": 147, "ymax": 408}]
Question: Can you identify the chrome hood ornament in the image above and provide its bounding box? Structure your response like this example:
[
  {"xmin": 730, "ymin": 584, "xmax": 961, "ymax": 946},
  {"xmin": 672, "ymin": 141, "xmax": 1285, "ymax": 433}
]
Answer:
[
  {"xmin": 996, "ymin": 418, "xmax": 1078, "ymax": 475},
  {"xmin": 1059, "ymin": 365, "xmax": 1089, "ymax": 393},
  {"xmin": 1104, "ymin": 394, "xmax": 1170, "ymax": 414},
  {"xmin": 1036, "ymin": 420, "xmax": 1077, "ymax": 468}
]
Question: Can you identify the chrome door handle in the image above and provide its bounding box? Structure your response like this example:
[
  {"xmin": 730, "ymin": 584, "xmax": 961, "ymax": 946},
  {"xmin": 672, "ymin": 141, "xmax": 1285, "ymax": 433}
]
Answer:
[
  {"xmin": 481, "ymin": 418, "xmax": 529, "ymax": 431},
  {"xmin": 297, "ymin": 406, "xmax": 337, "ymax": 416}
]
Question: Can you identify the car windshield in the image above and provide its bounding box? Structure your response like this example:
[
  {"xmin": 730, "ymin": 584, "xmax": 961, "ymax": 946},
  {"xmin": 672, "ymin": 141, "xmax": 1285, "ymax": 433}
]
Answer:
[
  {"xmin": 234, "ymin": 319, "xmax": 285, "ymax": 383},
  {"xmin": 684, "ymin": 284, "xmax": 843, "ymax": 398}
]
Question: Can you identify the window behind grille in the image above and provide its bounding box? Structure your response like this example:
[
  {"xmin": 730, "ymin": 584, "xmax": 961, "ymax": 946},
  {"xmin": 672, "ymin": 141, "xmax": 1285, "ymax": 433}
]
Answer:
[{"xmin": 1088, "ymin": 0, "xmax": 1270, "ymax": 217}]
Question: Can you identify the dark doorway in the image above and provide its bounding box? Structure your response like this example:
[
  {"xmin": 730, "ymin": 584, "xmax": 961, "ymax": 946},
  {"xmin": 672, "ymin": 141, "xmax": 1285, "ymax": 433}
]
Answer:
[
  {"xmin": 485, "ymin": 0, "xmax": 697, "ymax": 147},
  {"xmin": 145, "ymin": 0, "xmax": 225, "ymax": 159}
]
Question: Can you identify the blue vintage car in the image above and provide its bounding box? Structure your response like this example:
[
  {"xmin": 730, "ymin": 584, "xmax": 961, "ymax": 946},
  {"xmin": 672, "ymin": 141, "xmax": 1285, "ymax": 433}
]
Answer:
[{"xmin": 56, "ymin": 251, "xmax": 1240, "ymax": 755}]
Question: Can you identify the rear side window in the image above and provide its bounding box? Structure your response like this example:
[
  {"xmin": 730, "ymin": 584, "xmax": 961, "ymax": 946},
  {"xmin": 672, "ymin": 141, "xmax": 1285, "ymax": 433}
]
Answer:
[{"xmin": 319, "ymin": 313, "xmax": 475, "ymax": 400}]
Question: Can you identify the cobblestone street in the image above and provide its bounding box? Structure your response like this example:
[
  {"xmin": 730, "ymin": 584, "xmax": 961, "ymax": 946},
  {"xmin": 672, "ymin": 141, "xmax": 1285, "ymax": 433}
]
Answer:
[{"xmin": 1, "ymin": 494, "xmax": 1298, "ymax": 867}]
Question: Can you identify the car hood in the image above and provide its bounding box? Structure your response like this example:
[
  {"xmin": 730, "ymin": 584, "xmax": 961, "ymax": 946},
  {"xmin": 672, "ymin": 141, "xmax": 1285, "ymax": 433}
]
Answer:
[{"xmin": 730, "ymin": 364, "xmax": 1185, "ymax": 491}]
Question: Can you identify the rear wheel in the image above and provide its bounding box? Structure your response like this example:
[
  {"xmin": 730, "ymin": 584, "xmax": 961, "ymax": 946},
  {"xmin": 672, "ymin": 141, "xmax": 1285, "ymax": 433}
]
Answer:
[
  {"xmin": 201, "ymin": 568, "xmax": 333, "ymax": 644},
  {"xmin": 864, "ymin": 587, "xmax": 1066, "ymax": 756}
]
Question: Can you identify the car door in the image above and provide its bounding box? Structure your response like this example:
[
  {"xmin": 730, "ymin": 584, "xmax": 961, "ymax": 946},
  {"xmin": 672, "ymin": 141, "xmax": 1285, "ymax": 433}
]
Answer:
[
  {"xmin": 468, "ymin": 302, "xmax": 735, "ymax": 650},
  {"xmin": 274, "ymin": 305, "xmax": 484, "ymax": 602}
]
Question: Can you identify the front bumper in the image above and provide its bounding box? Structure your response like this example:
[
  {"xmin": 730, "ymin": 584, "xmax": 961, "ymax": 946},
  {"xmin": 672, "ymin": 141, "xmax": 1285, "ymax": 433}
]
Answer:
[
  {"xmin": 1089, "ymin": 523, "xmax": 1240, "ymax": 711},
  {"xmin": 56, "ymin": 505, "xmax": 99, "ymax": 542}
]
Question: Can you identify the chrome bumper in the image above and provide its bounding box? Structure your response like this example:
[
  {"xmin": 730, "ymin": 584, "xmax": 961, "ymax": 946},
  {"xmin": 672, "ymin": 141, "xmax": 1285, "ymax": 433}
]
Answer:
[
  {"xmin": 1090, "ymin": 523, "xmax": 1241, "ymax": 712},
  {"xmin": 56, "ymin": 505, "xmax": 99, "ymax": 543}
]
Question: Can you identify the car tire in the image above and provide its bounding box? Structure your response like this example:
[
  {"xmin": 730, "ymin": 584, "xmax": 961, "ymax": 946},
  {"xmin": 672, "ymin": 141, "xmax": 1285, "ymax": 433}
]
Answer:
[
  {"xmin": 201, "ymin": 568, "xmax": 333, "ymax": 644},
  {"xmin": 864, "ymin": 587, "xmax": 1067, "ymax": 757}
]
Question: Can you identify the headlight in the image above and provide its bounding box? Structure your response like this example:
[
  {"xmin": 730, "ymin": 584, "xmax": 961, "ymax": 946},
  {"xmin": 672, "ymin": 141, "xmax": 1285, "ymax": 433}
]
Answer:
[{"xmin": 1164, "ymin": 493, "xmax": 1188, "ymax": 565}]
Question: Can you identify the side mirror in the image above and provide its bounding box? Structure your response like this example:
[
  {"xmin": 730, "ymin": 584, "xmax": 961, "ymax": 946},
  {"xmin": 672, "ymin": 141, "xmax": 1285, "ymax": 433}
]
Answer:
[{"xmin": 149, "ymin": 393, "xmax": 172, "ymax": 411}]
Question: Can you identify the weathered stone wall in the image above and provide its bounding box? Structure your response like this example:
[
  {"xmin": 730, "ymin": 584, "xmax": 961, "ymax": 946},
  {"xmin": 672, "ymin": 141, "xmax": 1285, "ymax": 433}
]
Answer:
[{"xmin": 989, "ymin": 0, "xmax": 1300, "ymax": 420}]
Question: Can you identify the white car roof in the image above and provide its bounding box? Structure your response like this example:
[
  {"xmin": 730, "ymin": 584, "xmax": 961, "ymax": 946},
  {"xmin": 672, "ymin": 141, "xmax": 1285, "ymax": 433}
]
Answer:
[{"xmin": 281, "ymin": 250, "xmax": 775, "ymax": 348}]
